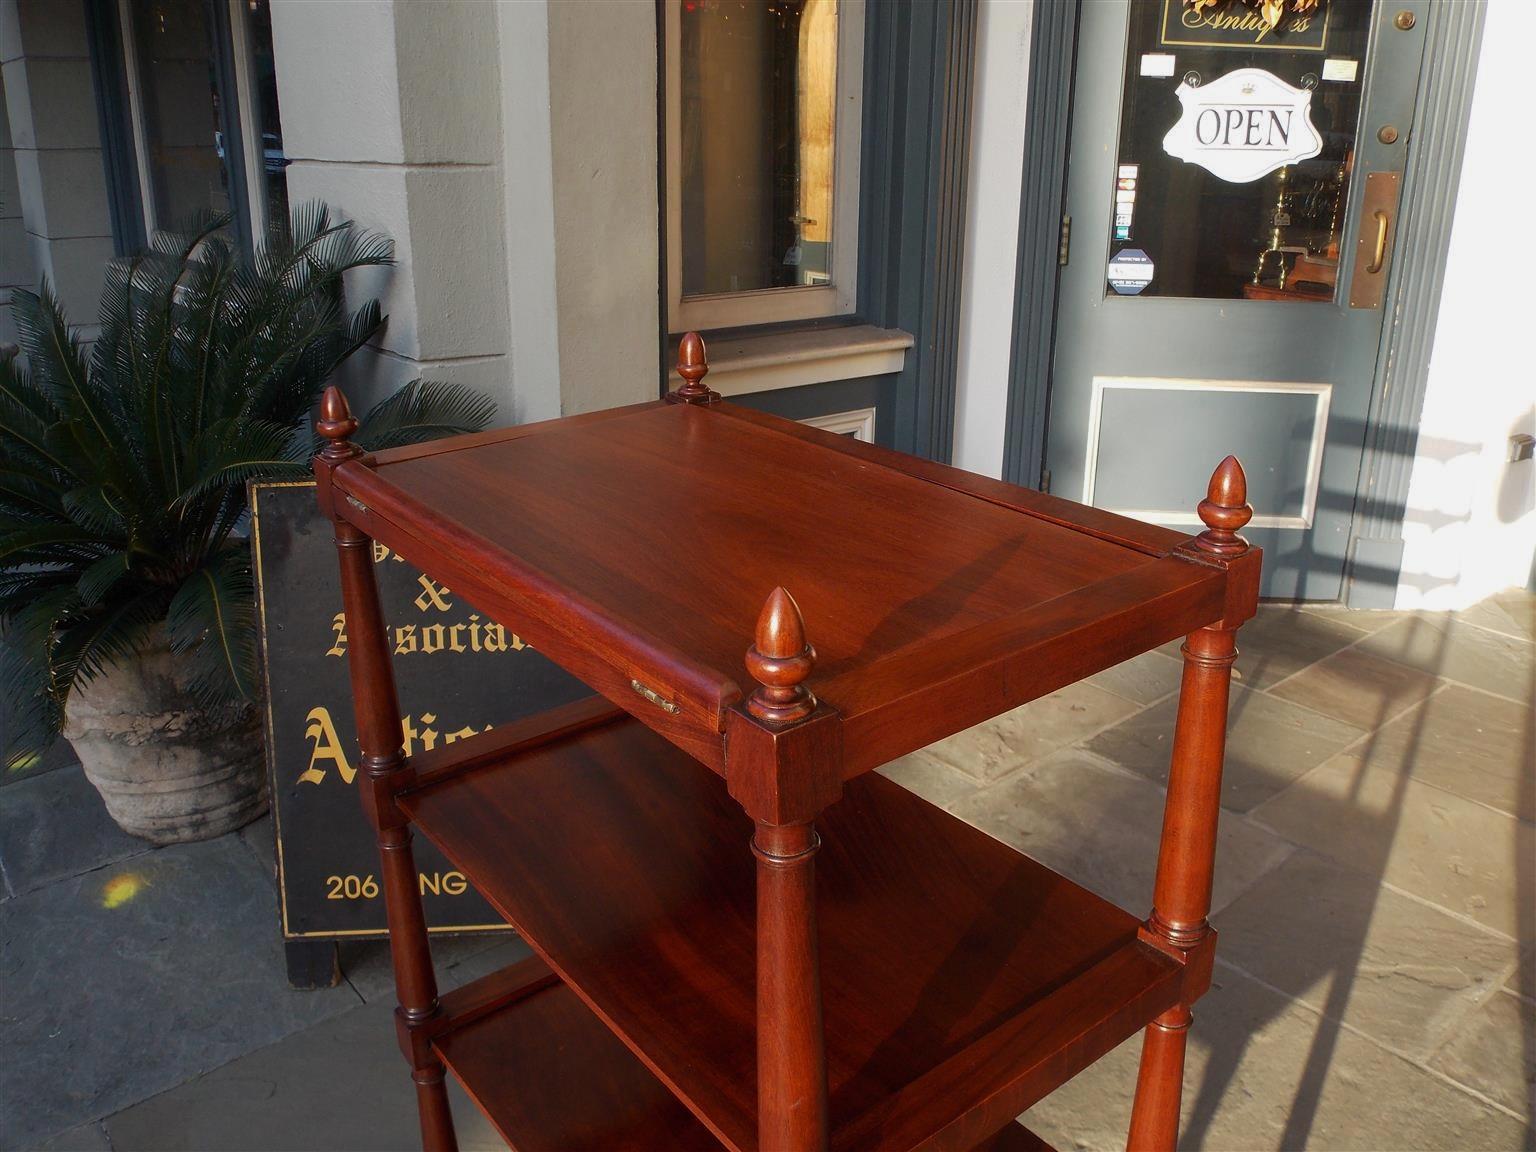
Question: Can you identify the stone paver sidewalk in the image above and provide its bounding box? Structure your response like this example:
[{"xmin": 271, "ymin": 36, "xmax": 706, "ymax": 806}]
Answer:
[{"xmin": 2, "ymin": 591, "xmax": 1532, "ymax": 1150}]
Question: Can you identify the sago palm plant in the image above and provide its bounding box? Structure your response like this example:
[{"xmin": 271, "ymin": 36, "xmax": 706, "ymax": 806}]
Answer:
[{"xmin": 0, "ymin": 206, "xmax": 494, "ymax": 771}]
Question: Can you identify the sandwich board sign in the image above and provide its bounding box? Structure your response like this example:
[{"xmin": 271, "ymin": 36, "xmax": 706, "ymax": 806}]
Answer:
[{"xmin": 250, "ymin": 480, "xmax": 591, "ymax": 985}]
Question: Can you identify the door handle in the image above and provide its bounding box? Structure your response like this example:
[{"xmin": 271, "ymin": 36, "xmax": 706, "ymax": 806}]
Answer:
[
  {"xmin": 1365, "ymin": 209, "xmax": 1390, "ymax": 275},
  {"xmin": 1349, "ymin": 172, "xmax": 1402, "ymax": 309}
]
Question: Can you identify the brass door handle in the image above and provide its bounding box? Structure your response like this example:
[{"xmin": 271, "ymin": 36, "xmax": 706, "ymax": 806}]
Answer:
[
  {"xmin": 1350, "ymin": 171, "xmax": 1400, "ymax": 309},
  {"xmin": 1366, "ymin": 209, "xmax": 1390, "ymax": 275}
]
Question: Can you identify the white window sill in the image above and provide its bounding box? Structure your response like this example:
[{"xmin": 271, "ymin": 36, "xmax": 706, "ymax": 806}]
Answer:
[{"xmin": 670, "ymin": 324, "xmax": 914, "ymax": 397}]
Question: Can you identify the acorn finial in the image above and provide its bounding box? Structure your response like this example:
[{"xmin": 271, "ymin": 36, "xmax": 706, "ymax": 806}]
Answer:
[
  {"xmin": 745, "ymin": 587, "xmax": 816, "ymax": 724},
  {"xmin": 668, "ymin": 331, "xmax": 719, "ymax": 405},
  {"xmin": 1195, "ymin": 455, "xmax": 1253, "ymax": 557},
  {"xmin": 316, "ymin": 385, "xmax": 360, "ymax": 461}
]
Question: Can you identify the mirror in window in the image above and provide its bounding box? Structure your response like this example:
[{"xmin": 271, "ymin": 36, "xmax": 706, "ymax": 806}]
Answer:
[{"xmin": 678, "ymin": 0, "xmax": 839, "ymax": 298}]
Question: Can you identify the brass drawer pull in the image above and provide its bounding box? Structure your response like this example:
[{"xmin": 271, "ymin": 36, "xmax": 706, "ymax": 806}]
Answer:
[{"xmin": 630, "ymin": 679, "xmax": 681, "ymax": 715}]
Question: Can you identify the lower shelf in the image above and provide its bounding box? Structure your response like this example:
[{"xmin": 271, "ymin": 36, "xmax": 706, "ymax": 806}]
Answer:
[
  {"xmin": 434, "ymin": 954, "xmax": 1058, "ymax": 1152},
  {"xmin": 403, "ymin": 711, "xmax": 1185, "ymax": 1151},
  {"xmin": 433, "ymin": 956, "xmax": 719, "ymax": 1151}
]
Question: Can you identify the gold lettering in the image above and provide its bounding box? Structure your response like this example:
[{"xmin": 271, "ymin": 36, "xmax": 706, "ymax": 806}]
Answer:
[
  {"xmin": 394, "ymin": 624, "xmax": 417, "ymax": 654},
  {"xmin": 420, "ymin": 872, "xmax": 441, "ymax": 896},
  {"xmin": 300, "ymin": 707, "xmax": 355, "ymax": 785},
  {"xmin": 482, "ymin": 622, "xmax": 508, "ymax": 652},
  {"xmin": 401, "ymin": 712, "xmax": 439, "ymax": 756},
  {"xmin": 420, "ymin": 623, "xmax": 446, "ymax": 654},
  {"xmin": 1179, "ymin": 5, "xmax": 1310, "ymax": 43},
  {"xmin": 445, "ymin": 726, "xmax": 479, "ymax": 744},
  {"xmin": 443, "ymin": 872, "xmax": 467, "ymax": 896},
  {"xmin": 448, "ymin": 623, "xmax": 467, "ymax": 653},
  {"xmin": 414, "ymin": 576, "xmax": 453, "ymax": 612},
  {"xmin": 327, "ymin": 612, "xmax": 347, "ymax": 658}
]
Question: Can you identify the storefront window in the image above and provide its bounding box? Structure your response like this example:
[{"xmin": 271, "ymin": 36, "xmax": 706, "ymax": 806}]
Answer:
[
  {"xmin": 108, "ymin": 0, "xmax": 287, "ymax": 248},
  {"xmin": 243, "ymin": 0, "xmax": 289, "ymax": 235},
  {"xmin": 130, "ymin": 0, "xmax": 233, "ymax": 228},
  {"xmin": 679, "ymin": 0, "xmax": 837, "ymax": 296},
  {"xmin": 1107, "ymin": 0, "xmax": 1372, "ymax": 302},
  {"xmin": 664, "ymin": 0, "xmax": 864, "ymax": 331}
]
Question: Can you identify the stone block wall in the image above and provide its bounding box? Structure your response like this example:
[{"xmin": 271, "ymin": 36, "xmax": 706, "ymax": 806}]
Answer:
[{"xmin": 0, "ymin": 0, "xmax": 114, "ymax": 337}]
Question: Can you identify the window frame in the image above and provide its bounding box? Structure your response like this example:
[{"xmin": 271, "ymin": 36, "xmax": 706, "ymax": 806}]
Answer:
[
  {"xmin": 663, "ymin": 0, "xmax": 865, "ymax": 334},
  {"xmin": 109, "ymin": 0, "xmax": 276, "ymax": 247}
]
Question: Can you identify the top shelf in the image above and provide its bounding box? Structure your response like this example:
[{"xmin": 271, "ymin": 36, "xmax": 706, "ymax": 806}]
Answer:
[{"xmin": 326, "ymin": 400, "xmax": 1248, "ymax": 775}]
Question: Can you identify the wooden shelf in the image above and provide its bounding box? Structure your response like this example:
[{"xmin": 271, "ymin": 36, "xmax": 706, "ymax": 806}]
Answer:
[
  {"xmin": 314, "ymin": 362, "xmax": 1260, "ymax": 1150},
  {"xmin": 432, "ymin": 952, "xmax": 1057, "ymax": 1152},
  {"xmin": 431, "ymin": 954, "xmax": 721, "ymax": 1151},
  {"xmin": 331, "ymin": 400, "xmax": 1236, "ymax": 776},
  {"xmin": 400, "ymin": 712, "xmax": 1185, "ymax": 1152}
]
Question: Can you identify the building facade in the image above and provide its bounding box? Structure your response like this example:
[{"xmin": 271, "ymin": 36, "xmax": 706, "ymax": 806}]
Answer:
[{"xmin": 2, "ymin": 0, "xmax": 1531, "ymax": 609}]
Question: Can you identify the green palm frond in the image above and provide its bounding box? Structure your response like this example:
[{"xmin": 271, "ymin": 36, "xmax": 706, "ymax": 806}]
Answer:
[
  {"xmin": 0, "ymin": 200, "xmax": 492, "ymax": 770},
  {"xmin": 353, "ymin": 381, "xmax": 499, "ymax": 452},
  {"xmin": 166, "ymin": 548, "xmax": 255, "ymax": 706}
]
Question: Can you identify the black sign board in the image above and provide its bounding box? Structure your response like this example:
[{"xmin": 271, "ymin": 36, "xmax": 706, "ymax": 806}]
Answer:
[
  {"xmin": 250, "ymin": 481, "xmax": 591, "ymax": 941},
  {"xmin": 1159, "ymin": 0, "xmax": 1330, "ymax": 52}
]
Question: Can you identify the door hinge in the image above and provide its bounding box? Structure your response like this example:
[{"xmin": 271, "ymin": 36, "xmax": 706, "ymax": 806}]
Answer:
[
  {"xmin": 1040, "ymin": 467, "xmax": 1052, "ymax": 494},
  {"xmin": 1058, "ymin": 215, "xmax": 1071, "ymax": 266}
]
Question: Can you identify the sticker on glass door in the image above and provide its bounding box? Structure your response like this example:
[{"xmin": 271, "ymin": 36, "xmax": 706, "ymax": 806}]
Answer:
[
  {"xmin": 1108, "ymin": 249, "xmax": 1156, "ymax": 295},
  {"xmin": 1103, "ymin": 0, "xmax": 1371, "ymax": 302}
]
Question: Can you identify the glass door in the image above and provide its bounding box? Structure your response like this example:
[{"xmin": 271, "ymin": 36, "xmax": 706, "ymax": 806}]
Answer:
[{"xmin": 1046, "ymin": 0, "xmax": 1429, "ymax": 599}]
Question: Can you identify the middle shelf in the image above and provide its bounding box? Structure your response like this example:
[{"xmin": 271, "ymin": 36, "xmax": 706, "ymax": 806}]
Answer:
[{"xmin": 399, "ymin": 707, "xmax": 1185, "ymax": 1152}]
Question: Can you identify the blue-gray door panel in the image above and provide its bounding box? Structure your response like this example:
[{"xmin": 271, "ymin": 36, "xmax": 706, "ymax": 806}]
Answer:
[{"xmin": 1046, "ymin": 0, "xmax": 1429, "ymax": 600}]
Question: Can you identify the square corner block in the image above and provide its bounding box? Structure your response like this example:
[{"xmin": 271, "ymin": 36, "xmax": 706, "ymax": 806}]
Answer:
[
  {"xmin": 335, "ymin": 345, "xmax": 513, "ymax": 428},
  {"xmin": 11, "ymin": 147, "xmax": 112, "ymax": 239},
  {"xmin": 283, "ymin": 160, "xmax": 413, "ymax": 354},
  {"xmin": 1, "ymin": 0, "xmax": 90, "ymax": 63},
  {"xmin": 0, "ymin": 148, "xmax": 20, "ymax": 215},
  {"xmin": 0, "ymin": 215, "xmax": 36, "ymax": 286},
  {"xmin": 402, "ymin": 167, "xmax": 510, "ymax": 361},
  {"xmin": 392, "ymin": 0, "xmax": 500, "ymax": 165},
  {"xmin": 0, "ymin": 58, "xmax": 102, "ymax": 149},
  {"xmin": 26, "ymin": 232, "xmax": 113, "ymax": 319},
  {"xmin": 267, "ymin": 0, "xmax": 404, "ymax": 164}
]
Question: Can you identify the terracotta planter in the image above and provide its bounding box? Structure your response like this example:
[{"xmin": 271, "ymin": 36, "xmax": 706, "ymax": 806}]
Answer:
[{"xmin": 63, "ymin": 635, "xmax": 267, "ymax": 843}]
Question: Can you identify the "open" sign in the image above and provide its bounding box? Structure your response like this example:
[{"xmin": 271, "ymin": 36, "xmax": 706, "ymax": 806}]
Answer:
[{"xmin": 1162, "ymin": 68, "xmax": 1322, "ymax": 183}]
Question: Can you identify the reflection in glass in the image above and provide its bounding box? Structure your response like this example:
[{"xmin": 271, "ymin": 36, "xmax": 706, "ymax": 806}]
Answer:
[
  {"xmin": 679, "ymin": 0, "xmax": 838, "ymax": 297},
  {"xmin": 1108, "ymin": 0, "xmax": 1373, "ymax": 302},
  {"xmin": 131, "ymin": 0, "xmax": 232, "ymax": 228},
  {"xmin": 246, "ymin": 0, "xmax": 289, "ymax": 236}
]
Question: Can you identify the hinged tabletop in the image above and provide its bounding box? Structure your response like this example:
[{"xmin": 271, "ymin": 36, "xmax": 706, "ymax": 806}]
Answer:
[{"xmin": 318, "ymin": 396, "xmax": 1255, "ymax": 776}]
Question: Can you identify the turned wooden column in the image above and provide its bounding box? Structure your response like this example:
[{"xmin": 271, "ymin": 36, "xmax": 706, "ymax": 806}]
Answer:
[
  {"xmin": 1127, "ymin": 457, "xmax": 1253, "ymax": 1152},
  {"xmin": 316, "ymin": 387, "xmax": 458, "ymax": 1152},
  {"xmin": 727, "ymin": 587, "xmax": 839, "ymax": 1152}
]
